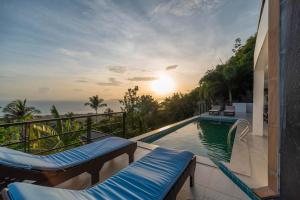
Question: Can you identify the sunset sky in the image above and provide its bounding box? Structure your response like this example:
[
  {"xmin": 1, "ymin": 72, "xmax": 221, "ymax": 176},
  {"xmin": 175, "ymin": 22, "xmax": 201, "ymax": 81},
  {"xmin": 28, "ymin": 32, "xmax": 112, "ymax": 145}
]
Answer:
[{"xmin": 0, "ymin": 0, "xmax": 260, "ymax": 101}]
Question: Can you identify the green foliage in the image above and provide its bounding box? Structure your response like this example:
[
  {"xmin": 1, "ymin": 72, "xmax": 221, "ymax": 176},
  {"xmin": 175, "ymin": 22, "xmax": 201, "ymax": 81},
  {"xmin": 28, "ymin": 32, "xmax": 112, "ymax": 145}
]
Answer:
[
  {"xmin": 2, "ymin": 99, "xmax": 40, "ymax": 121},
  {"xmin": 0, "ymin": 104, "xmax": 85, "ymax": 154},
  {"xmin": 136, "ymin": 95, "xmax": 160, "ymax": 132},
  {"xmin": 199, "ymin": 35, "xmax": 256, "ymax": 105},
  {"xmin": 160, "ymin": 88, "xmax": 200, "ymax": 123},
  {"xmin": 119, "ymin": 86, "xmax": 139, "ymax": 113},
  {"xmin": 120, "ymin": 86, "xmax": 201, "ymax": 137},
  {"xmin": 0, "ymin": 126, "xmax": 21, "ymax": 144},
  {"xmin": 49, "ymin": 105, "xmax": 83, "ymax": 148},
  {"xmin": 120, "ymin": 86, "xmax": 160, "ymax": 136}
]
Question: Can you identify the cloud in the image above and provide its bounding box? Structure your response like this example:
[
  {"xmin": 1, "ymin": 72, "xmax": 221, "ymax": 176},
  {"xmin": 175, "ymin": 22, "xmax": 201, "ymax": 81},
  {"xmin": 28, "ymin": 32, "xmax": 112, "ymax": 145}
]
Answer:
[
  {"xmin": 97, "ymin": 77, "xmax": 122, "ymax": 86},
  {"xmin": 38, "ymin": 87, "xmax": 50, "ymax": 93},
  {"xmin": 0, "ymin": 0, "xmax": 259, "ymax": 100},
  {"xmin": 58, "ymin": 48, "xmax": 92, "ymax": 58},
  {"xmin": 73, "ymin": 89, "xmax": 82, "ymax": 92},
  {"xmin": 75, "ymin": 79, "xmax": 88, "ymax": 83},
  {"xmin": 0, "ymin": 75, "xmax": 13, "ymax": 80},
  {"xmin": 166, "ymin": 65, "xmax": 178, "ymax": 70},
  {"xmin": 152, "ymin": 0, "xmax": 221, "ymax": 16},
  {"xmin": 108, "ymin": 66, "xmax": 127, "ymax": 74},
  {"xmin": 128, "ymin": 77, "xmax": 158, "ymax": 82}
]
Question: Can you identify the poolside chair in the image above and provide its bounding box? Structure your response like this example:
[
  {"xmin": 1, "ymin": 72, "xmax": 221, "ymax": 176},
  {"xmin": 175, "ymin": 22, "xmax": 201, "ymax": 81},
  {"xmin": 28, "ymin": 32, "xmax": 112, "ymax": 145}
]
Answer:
[
  {"xmin": 2, "ymin": 147, "xmax": 196, "ymax": 200},
  {"xmin": 0, "ymin": 137, "xmax": 137, "ymax": 189},
  {"xmin": 224, "ymin": 106, "xmax": 235, "ymax": 116},
  {"xmin": 209, "ymin": 105, "xmax": 222, "ymax": 115}
]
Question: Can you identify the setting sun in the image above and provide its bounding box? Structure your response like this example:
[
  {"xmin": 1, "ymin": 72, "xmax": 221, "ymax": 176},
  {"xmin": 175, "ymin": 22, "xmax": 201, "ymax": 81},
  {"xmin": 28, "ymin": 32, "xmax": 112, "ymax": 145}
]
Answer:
[{"xmin": 150, "ymin": 74, "xmax": 175, "ymax": 95}]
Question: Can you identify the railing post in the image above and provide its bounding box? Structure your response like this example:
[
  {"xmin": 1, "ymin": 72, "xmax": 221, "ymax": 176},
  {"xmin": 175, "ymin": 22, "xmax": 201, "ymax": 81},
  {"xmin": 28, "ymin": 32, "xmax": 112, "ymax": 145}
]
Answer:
[
  {"xmin": 122, "ymin": 112, "xmax": 126, "ymax": 138},
  {"xmin": 26, "ymin": 123, "xmax": 30, "ymax": 153},
  {"xmin": 23, "ymin": 123, "xmax": 28, "ymax": 152},
  {"xmin": 86, "ymin": 116, "xmax": 92, "ymax": 144}
]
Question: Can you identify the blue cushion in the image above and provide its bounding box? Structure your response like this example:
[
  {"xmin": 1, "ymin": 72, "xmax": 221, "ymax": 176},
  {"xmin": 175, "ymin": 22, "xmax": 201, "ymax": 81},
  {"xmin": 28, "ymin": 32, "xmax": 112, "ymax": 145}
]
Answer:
[
  {"xmin": 8, "ymin": 147, "xmax": 194, "ymax": 200},
  {"xmin": 0, "ymin": 137, "xmax": 133, "ymax": 170}
]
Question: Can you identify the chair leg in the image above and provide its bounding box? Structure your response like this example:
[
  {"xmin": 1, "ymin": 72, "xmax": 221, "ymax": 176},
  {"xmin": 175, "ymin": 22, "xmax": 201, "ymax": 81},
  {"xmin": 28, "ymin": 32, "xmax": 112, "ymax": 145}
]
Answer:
[
  {"xmin": 90, "ymin": 170, "xmax": 99, "ymax": 185},
  {"xmin": 189, "ymin": 157, "xmax": 196, "ymax": 187},
  {"xmin": 128, "ymin": 153, "xmax": 134, "ymax": 164},
  {"xmin": 189, "ymin": 175, "xmax": 194, "ymax": 187}
]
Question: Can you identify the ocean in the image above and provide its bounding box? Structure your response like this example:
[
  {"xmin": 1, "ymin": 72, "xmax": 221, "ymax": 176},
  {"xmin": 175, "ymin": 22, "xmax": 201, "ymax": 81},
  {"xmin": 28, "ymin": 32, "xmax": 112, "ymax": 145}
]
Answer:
[{"xmin": 0, "ymin": 100, "xmax": 122, "ymax": 116}]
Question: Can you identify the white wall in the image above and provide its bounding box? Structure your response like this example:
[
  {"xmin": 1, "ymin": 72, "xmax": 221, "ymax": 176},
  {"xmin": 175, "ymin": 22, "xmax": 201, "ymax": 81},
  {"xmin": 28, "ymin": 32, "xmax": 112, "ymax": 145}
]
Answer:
[
  {"xmin": 254, "ymin": 0, "xmax": 269, "ymax": 68},
  {"xmin": 253, "ymin": 68, "xmax": 265, "ymax": 136},
  {"xmin": 253, "ymin": 0, "xmax": 268, "ymax": 136}
]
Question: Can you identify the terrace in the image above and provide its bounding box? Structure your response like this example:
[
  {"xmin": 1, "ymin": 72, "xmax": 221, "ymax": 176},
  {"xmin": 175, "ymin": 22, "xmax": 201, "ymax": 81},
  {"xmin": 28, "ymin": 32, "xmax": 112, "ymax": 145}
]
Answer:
[
  {"xmin": 0, "ymin": 107, "xmax": 267, "ymax": 200},
  {"xmin": 1, "ymin": 1, "xmax": 300, "ymax": 199}
]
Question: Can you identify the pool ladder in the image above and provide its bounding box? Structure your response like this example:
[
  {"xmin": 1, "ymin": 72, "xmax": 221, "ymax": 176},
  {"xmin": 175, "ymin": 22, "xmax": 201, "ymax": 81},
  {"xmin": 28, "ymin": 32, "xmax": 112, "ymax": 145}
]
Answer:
[{"xmin": 228, "ymin": 119, "xmax": 250, "ymax": 142}]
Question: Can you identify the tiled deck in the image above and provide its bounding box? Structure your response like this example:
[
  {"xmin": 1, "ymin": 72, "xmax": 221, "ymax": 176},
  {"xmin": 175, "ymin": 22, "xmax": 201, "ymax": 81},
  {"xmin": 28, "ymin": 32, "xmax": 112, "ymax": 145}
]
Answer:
[
  {"xmin": 55, "ymin": 112, "xmax": 268, "ymax": 199},
  {"xmin": 58, "ymin": 143, "xmax": 250, "ymax": 200}
]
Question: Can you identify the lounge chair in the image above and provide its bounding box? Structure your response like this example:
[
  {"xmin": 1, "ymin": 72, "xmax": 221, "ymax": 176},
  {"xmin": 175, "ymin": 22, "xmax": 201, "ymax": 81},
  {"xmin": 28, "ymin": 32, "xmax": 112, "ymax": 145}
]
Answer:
[
  {"xmin": 209, "ymin": 105, "xmax": 221, "ymax": 115},
  {"xmin": 2, "ymin": 147, "xmax": 196, "ymax": 200},
  {"xmin": 224, "ymin": 106, "xmax": 235, "ymax": 116},
  {"xmin": 0, "ymin": 137, "xmax": 137, "ymax": 189}
]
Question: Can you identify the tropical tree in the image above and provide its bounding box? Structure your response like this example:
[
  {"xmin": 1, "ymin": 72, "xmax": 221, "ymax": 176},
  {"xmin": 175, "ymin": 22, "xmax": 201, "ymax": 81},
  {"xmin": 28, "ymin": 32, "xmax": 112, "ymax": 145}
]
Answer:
[
  {"xmin": 199, "ymin": 35, "xmax": 255, "ymax": 105},
  {"xmin": 65, "ymin": 112, "xmax": 75, "ymax": 118},
  {"xmin": 2, "ymin": 99, "xmax": 40, "ymax": 121},
  {"xmin": 0, "ymin": 100, "xmax": 59, "ymax": 152},
  {"xmin": 120, "ymin": 86, "xmax": 140, "ymax": 131},
  {"xmin": 136, "ymin": 95, "xmax": 159, "ymax": 132},
  {"xmin": 84, "ymin": 95, "xmax": 107, "ymax": 114},
  {"xmin": 199, "ymin": 68, "xmax": 227, "ymax": 104},
  {"xmin": 119, "ymin": 86, "xmax": 139, "ymax": 114},
  {"xmin": 160, "ymin": 92, "xmax": 200, "ymax": 123},
  {"xmin": 49, "ymin": 105, "xmax": 82, "ymax": 148},
  {"xmin": 104, "ymin": 107, "xmax": 114, "ymax": 121},
  {"xmin": 10, "ymin": 106, "xmax": 83, "ymax": 153},
  {"xmin": 199, "ymin": 65, "xmax": 237, "ymax": 105},
  {"xmin": 104, "ymin": 108, "xmax": 114, "ymax": 114}
]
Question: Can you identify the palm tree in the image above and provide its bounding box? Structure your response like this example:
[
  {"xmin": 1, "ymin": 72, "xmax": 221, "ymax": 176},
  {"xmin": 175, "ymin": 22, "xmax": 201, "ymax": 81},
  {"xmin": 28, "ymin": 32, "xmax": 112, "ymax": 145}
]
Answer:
[
  {"xmin": 104, "ymin": 107, "xmax": 114, "ymax": 120},
  {"xmin": 84, "ymin": 95, "xmax": 107, "ymax": 114},
  {"xmin": 2, "ymin": 99, "xmax": 40, "ymax": 121},
  {"xmin": 50, "ymin": 105, "xmax": 82, "ymax": 148},
  {"xmin": 104, "ymin": 107, "xmax": 114, "ymax": 114},
  {"xmin": 24, "ymin": 106, "xmax": 82, "ymax": 153}
]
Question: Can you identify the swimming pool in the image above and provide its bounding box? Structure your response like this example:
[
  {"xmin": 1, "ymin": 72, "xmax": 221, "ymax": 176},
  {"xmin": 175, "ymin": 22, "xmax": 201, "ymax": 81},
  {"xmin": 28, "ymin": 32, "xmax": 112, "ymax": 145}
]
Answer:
[{"xmin": 142, "ymin": 119, "xmax": 237, "ymax": 162}]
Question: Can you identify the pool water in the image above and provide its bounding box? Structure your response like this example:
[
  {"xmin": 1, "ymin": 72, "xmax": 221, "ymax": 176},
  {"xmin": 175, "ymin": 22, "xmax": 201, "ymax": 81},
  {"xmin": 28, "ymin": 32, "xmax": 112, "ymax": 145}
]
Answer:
[{"xmin": 144, "ymin": 120, "xmax": 236, "ymax": 162}]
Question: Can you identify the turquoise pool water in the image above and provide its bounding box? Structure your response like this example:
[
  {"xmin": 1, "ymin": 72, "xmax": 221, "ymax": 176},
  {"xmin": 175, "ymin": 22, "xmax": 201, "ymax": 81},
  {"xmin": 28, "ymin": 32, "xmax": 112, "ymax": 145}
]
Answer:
[{"xmin": 143, "ymin": 119, "xmax": 236, "ymax": 162}]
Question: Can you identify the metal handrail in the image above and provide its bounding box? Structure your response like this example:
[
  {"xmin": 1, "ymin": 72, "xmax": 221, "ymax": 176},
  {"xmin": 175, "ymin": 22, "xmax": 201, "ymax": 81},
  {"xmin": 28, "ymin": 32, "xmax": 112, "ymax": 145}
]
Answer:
[
  {"xmin": 0, "ymin": 112, "xmax": 124, "ymax": 127},
  {"xmin": 0, "ymin": 112, "xmax": 126, "ymax": 154},
  {"xmin": 227, "ymin": 119, "xmax": 250, "ymax": 143}
]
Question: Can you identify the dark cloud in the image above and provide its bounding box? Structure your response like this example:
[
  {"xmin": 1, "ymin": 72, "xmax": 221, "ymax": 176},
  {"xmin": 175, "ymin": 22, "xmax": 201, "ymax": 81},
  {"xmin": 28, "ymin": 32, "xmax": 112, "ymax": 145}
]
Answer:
[
  {"xmin": 97, "ymin": 78, "xmax": 122, "ymax": 86},
  {"xmin": 166, "ymin": 65, "xmax": 178, "ymax": 70},
  {"xmin": 0, "ymin": 75, "xmax": 13, "ymax": 80},
  {"xmin": 128, "ymin": 77, "xmax": 158, "ymax": 81},
  {"xmin": 38, "ymin": 87, "xmax": 50, "ymax": 93},
  {"xmin": 75, "ymin": 79, "xmax": 88, "ymax": 83},
  {"xmin": 108, "ymin": 66, "xmax": 127, "ymax": 74},
  {"xmin": 153, "ymin": 0, "xmax": 221, "ymax": 16}
]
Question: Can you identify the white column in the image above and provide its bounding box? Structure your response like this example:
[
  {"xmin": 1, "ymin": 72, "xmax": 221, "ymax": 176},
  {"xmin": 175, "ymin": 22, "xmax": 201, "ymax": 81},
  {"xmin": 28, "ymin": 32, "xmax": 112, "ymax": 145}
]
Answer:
[{"xmin": 252, "ymin": 68, "xmax": 264, "ymax": 136}]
